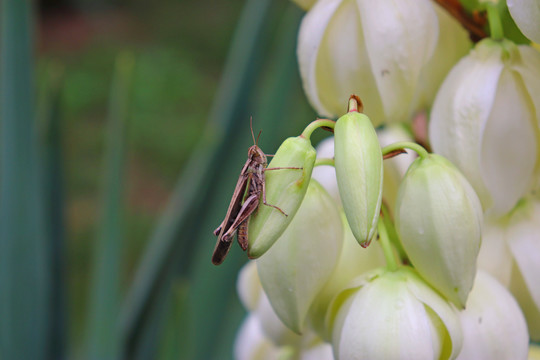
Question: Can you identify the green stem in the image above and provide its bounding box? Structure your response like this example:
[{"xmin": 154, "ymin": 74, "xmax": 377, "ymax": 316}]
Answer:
[
  {"xmin": 381, "ymin": 202, "xmax": 407, "ymax": 264},
  {"xmin": 314, "ymin": 157, "xmax": 335, "ymax": 167},
  {"xmin": 381, "ymin": 141, "xmax": 429, "ymax": 159},
  {"xmin": 301, "ymin": 119, "xmax": 336, "ymax": 141},
  {"xmin": 485, "ymin": 2, "xmax": 503, "ymax": 40},
  {"xmin": 378, "ymin": 219, "xmax": 398, "ymax": 272}
]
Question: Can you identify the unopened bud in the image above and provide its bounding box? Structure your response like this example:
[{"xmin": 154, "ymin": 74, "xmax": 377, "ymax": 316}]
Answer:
[{"xmin": 248, "ymin": 136, "xmax": 316, "ymax": 258}]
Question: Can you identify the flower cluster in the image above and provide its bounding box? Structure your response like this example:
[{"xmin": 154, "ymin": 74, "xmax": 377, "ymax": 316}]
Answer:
[{"xmin": 228, "ymin": 0, "xmax": 540, "ymax": 358}]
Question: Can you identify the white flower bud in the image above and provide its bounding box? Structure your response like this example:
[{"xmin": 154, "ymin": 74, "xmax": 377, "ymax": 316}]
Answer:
[
  {"xmin": 429, "ymin": 39, "xmax": 540, "ymax": 217},
  {"xmin": 297, "ymin": 0, "xmax": 469, "ymax": 124},
  {"xmin": 395, "ymin": 154, "xmax": 483, "ymax": 308},
  {"xmin": 234, "ymin": 314, "xmax": 282, "ymax": 360},
  {"xmin": 237, "ymin": 261, "xmax": 263, "ymax": 312},
  {"xmin": 327, "ymin": 267, "xmax": 463, "ymax": 360},
  {"xmin": 456, "ymin": 271, "xmax": 529, "ymax": 360},
  {"xmin": 507, "ymin": 0, "xmax": 540, "ymax": 43},
  {"xmin": 256, "ymin": 180, "xmax": 343, "ymax": 333},
  {"xmin": 477, "ymin": 197, "xmax": 540, "ymax": 341}
]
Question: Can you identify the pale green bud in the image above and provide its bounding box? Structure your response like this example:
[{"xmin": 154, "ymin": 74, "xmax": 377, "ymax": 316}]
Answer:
[
  {"xmin": 327, "ymin": 267, "xmax": 463, "ymax": 360},
  {"xmin": 395, "ymin": 154, "xmax": 483, "ymax": 308},
  {"xmin": 456, "ymin": 271, "xmax": 529, "ymax": 360},
  {"xmin": 248, "ymin": 136, "xmax": 316, "ymax": 258},
  {"xmin": 334, "ymin": 110, "xmax": 383, "ymax": 247},
  {"xmin": 256, "ymin": 180, "xmax": 343, "ymax": 333}
]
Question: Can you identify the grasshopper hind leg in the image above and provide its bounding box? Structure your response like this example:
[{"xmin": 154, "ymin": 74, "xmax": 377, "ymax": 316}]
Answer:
[{"xmin": 237, "ymin": 220, "xmax": 249, "ymax": 251}]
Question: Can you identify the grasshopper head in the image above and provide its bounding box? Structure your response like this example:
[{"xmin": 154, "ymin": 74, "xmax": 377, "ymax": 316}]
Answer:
[{"xmin": 248, "ymin": 145, "xmax": 267, "ymax": 165}]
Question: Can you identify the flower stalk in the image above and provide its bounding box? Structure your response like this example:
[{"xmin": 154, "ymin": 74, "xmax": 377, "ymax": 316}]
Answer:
[
  {"xmin": 377, "ymin": 218, "xmax": 398, "ymax": 272},
  {"xmin": 381, "ymin": 141, "xmax": 429, "ymax": 160},
  {"xmin": 485, "ymin": 2, "xmax": 504, "ymax": 40},
  {"xmin": 300, "ymin": 119, "xmax": 336, "ymax": 141}
]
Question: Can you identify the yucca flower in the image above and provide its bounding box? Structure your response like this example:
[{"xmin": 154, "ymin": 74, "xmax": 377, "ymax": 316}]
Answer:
[
  {"xmin": 297, "ymin": 0, "xmax": 470, "ymax": 124},
  {"xmin": 429, "ymin": 38, "xmax": 540, "ymax": 217}
]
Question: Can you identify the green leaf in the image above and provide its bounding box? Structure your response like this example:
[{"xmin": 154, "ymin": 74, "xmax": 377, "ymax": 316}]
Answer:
[
  {"xmin": 0, "ymin": 1, "xmax": 50, "ymax": 359},
  {"xmin": 84, "ymin": 52, "xmax": 134, "ymax": 360},
  {"xmin": 38, "ymin": 62, "xmax": 68, "ymax": 360}
]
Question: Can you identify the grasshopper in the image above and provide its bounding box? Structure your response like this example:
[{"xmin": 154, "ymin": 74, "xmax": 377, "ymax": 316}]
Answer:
[{"xmin": 212, "ymin": 120, "xmax": 299, "ymax": 265}]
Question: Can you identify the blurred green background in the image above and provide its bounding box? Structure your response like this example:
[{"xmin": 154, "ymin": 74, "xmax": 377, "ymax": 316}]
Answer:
[
  {"xmin": 38, "ymin": 0, "xmax": 245, "ymax": 346},
  {"xmin": 1, "ymin": 0, "xmax": 319, "ymax": 358}
]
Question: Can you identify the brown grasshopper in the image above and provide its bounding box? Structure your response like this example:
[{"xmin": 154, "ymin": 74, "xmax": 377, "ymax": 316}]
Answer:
[{"xmin": 212, "ymin": 120, "xmax": 299, "ymax": 265}]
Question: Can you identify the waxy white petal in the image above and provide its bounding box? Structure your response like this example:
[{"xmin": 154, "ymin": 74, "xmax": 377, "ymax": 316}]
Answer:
[
  {"xmin": 256, "ymin": 180, "xmax": 343, "ymax": 333},
  {"xmin": 476, "ymin": 218, "xmax": 513, "ymax": 287},
  {"xmin": 234, "ymin": 314, "xmax": 281, "ymax": 360},
  {"xmin": 376, "ymin": 124, "xmax": 416, "ymax": 211},
  {"xmin": 510, "ymin": 263, "xmax": 540, "ymax": 341},
  {"xmin": 430, "ymin": 40, "xmax": 504, "ymax": 211},
  {"xmin": 506, "ymin": 200, "xmax": 540, "ymax": 317},
  {"xmin": 255, "ymin": 292, "xmax": 302, "ymax": 346},
  {"xmin": 413, "ymin": 3, "xmax": 471, "ymax": 110},
  {"xmin": 311, "ymin": 136, "xmax": 340, "ymax": 205},
  {"xmin": 456, "ymin": 271, "xmax": 529, "ymax": 360},
  {"xmin": 508, "ymin": 0, "xmax": 540, "ymax": 43},
  {"xmin": 430, "ymin": 39, "xmax": 538, "ymax": 216},
  {"xmin": 330, "ymin": 267, "xmax": 462, "ymax": 360},
  {"xmin": 356, "ymin": 0, "xmax": 438, "ymax": 122},
  {"xmin": 237, "ymin": 261, "xmax": 262, "ymax": 312},
  {"xmin": 308, "ymin": 214, "xmax": 385, "ymax": 340},
  {"xmin": 480, "ymin": 69, "xmax": 537, "ymax": 215}
]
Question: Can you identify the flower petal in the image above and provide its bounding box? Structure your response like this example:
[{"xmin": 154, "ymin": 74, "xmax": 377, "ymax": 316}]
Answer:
[
  {"xmin": 413, "ymin": 2, "xmax": 471, "ymax": 110},
  {"xmin": 480, "ymin": 69, "xmax": 537, "ymax": 216},
  {"xmin": 332, "ymin": 269, "xmax": 451, "ymax": 360},
  {"xmin": 456, "ymin": 271, "xmax": 529, "ymax": 360},
  {"xmin": 476, "ymin": 218, "xmax": 513, "ymax": 287},
  {"xmin": 311, "ymin": 136, "xmax": 341, "ymax": 205},
  {"xmin": 356, "ymin": 0, "xmax": 438, "ymax": 122},
  {"xmin": 256, "ymin": 180, "xmax": 343, "ymax": 333},
  {"xmin": 506, "ymin": 200, "xmax": 540, "ymax": 313},
  {"xmin": 237, "ymin": 261, "xmax": 262, "ymax": 312},
  {"xmin": 234, "ymin": 314, "xmax": 281, "ymax": 360},
  {"xmin": 429, "ymin": 40, "xmax": 505, "ymax": 211},
  {"xmin": 297, "ymin": 0, "xmax": 343, "ymax": 117},
  {"xmin": 507, "ymin": 0, "xmax": 540, "ymax": 43}
]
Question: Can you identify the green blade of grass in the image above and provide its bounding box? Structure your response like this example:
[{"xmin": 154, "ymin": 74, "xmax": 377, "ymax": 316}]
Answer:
[
  {"xmin": 0, "ymin": 1, "xmax": 50, "ymax": 359},
  {"xmin": 84, "ymin": 53, "xmax": 134, "ymax": 360},
  {"xmin": 38, "ymin": 63, "xmax": 67, "ymax": 360}
]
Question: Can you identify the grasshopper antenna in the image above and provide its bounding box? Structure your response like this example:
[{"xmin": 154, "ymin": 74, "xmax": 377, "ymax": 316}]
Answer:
[
  {"xmin": 256, "ymin": 130, "xmax": 262, "ymax": 146},
  {"xmin": 250, "ymin": 116, "xmax": 256, "ymax": 145}
]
